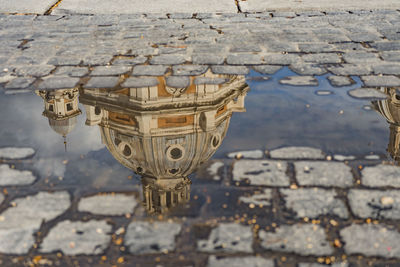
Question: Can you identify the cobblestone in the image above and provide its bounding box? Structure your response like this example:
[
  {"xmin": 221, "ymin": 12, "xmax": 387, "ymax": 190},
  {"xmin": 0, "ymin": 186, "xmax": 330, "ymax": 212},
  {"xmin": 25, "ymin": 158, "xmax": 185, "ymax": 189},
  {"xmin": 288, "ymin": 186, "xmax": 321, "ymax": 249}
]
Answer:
[
  {"xmin": 53, "ymin": 66, "xmax": 89, "ymax": 77},
  {"xmin": 78, "ymin": 193, "xmax": 138, "ymax": 216},
  {"xmin": 361, "ymin": 75, "xmax": 400, "ymax": 87},
  {"xmin": 15, "ymin": 65, "xmax": 55, "ymax": 77},
  {"xmin": 281, "ymin": 188, "xmax": 348, "ymax": 218},
  {"xmin": 227, "ymin": 150, "xmax": 264, "ymax": 159},
  {"xmin": 302, "ymin": 53, "xmax": 341, "ymax": 64},
  {"xmin": 0, "ymin": 147, "xmax": 35, "ymax": 159},
  {"xmin": 121, "ymin": 77, "xmax": 159, "ymax": 87},
  {"xmin": 91, "ymin": 65, "xmax": 132, "ymax": 76},
  {"xmin": 348, "ymin": 88, "xmax": 388, "ymax": 100},
  {"xmin": 233, "ymin": 160, "xmax": 290, "ymax": 186},
  {"xmin": 340, "ymin": 224, "xmax": 400, "ymax": 258},
  {"xmin": 194, "ymin": 77, "xmax": 228, "ymax": 85},
  {"xmin": 226, "ymin": 54, "xmax": 263, "ymax": 65},
  {"xmin": 132, "ymin": 65, "xmax": 169, "ymax": 76},
  {"xmin": 373, "ymin": 63, "xmax": 400, "ymax": 75},
  {"xmin": 211, "ymin": 66, "xmax": 249, "ymax": 75},
  {"xmin": 0, "ymin": 164, "xmax": 36, "ymax": 186},
  {"xmin": 125, "ymin": 221, "xmax": 181, "ymax": 254},
  {"xmin": 327, "ymin": 65, "xmax": 372, "ymax": 76},
  {"xmin": 172, "ymin": 65, "xmax": 208, "ymax": 76},
  {"xmin": 294, "ymin": 161, "xmax": 353, "ymax": 187},
  {"xmin": 280, "ymin": 76, "xmax": 319, "ymax": 86},
  {"xmin": 84, "ymin": 76, "xmax": 119, "ymax": 88},
  {"xmin": 0, "ymin": 191, "xmax": 70, "ymax": 254},
  {"xmin": 38, "ymin": 76, "xmax": 80, "ymax": 90},
  {"xmin": 362, "ymin": 164, "xmax": 400, "ymax": 188},
  {"xmin": 197, "ymin": 223, "xmax": 253, "ymax": 253},
  {"xmin": 166, "ymin": 76, "xmax": 190, "ymax": 88},
  {"xmin": 239, "ymin": 189, "xmax": 272, "ymax": 206},
  {"xmin": 5, "ymin": 77, "xmax": 36, "ymax": 89},
  {"xmin": 289, "ymin": 63, "xmax": 327, "ymax": 75},
  {"xmin": 150, "ymin": 54, "xmax": 186, "ymax": 65},
  {"xmin": 40, "ymin": 220, "xmax": 112, "ymax": 255},
  {"xmin": 207, "ymin": 256, "xmax": 274, "ymax": 267},
  {"xmin": 259, "ymin": 224, "xmax": 333, "ymax": 256},
  {"xmin": 252, "ymin": 65, "xmax": 282, "ymax": 74},
  {"xmin": 327, "ymin": 76, "xmax": 355, "ymax": 87},
  {"xmin": 269, "ymin": 146, "xmax": 325, "ymax": 159}
]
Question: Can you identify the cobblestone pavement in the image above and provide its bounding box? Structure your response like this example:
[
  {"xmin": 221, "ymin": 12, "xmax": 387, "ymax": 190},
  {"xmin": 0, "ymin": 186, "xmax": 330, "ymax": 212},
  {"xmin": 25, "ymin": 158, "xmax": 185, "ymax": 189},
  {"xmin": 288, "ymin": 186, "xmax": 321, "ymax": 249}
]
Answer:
[
  {"xmin": 0, "ymin": 146, "xmax": 400, "ymax": 266},
  {"xmin": 1, "ymin": 9, "xmax": 400, "ymax": 267}
]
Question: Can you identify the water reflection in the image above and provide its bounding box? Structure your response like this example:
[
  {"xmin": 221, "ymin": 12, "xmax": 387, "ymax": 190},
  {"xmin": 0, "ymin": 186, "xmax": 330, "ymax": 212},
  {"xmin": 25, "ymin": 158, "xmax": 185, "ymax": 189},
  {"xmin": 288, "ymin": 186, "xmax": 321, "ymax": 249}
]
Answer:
[
  {"xmin": 36, "ymin": 71, "xmax": 248, "ymax": 213},
  {"xmin": 373, "ymin": 87, "xmax": 400, "ymax": 164}
]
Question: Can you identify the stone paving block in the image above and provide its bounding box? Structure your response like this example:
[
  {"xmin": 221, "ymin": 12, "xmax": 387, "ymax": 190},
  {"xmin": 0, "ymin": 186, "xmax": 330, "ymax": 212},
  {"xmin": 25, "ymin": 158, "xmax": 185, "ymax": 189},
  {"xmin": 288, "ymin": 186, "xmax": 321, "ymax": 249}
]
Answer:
[
  {"xmin": 132, "ymin": 65, "xmax": 169, "ymax": 76},
  {"xmin": 5, "ymin": 77, "xmax": 36, "ymax": 89},
  {"xmin": 252, "ymin": 65, "xmax": 282, "ymax": 74},
  {"xmin": 380, "ymin": 51, "xmax": 400, "ymax": 62},
  {"xmin": 16, "ymin": 65, "xmax": 55, "ymax": 77},
  {"xmin": 150, "ymin": 54, "xmax": 186, "ymax": 65},
  {"xmin": 372, "ymin": 41, "xmax": 400, "ymax": 51},
  {"xmin": 263, "ymin": 53, "xmax": 301, "ymax": 65},
  {"xmin": 0, "ymin": 147, "xmax": 35, "ymax": 159},
  {"xmin": 197, "ymin": 223, "xmax": 253, "ymax": 253},
  {"xmin": 122, "ymin": 77, "xmax": 159, "ymax": 88},
  {"xmin": 207, "ymin": 161, "xmax": 224, "ymax": 181},
  {"xmin": 294, "ymin": 161, "xmax": 353, "ymax": 187},
  {"xmin": 349, "ymin": 189, "xmax": 400, "ymax": 219},
  {"xmin": 239, "ymin": 189, "xmax": 272, "ymax": 207},
  {"xmin": 302, "ymin": 53, "xmax": 341, "ymax": 64},
  {"xmin": 211, "ymin": 66, "xmax": 249, "ymax": 75},
  {"xmin": 0, "ymin": 191, "xmax": 70, "ymax": 254},
  {"xmin": 47, "ymin": 56, "xmax": 82, "ymax": 66},
  {"xmin": 361, "ymin": 75, "xmax": 400, "ymax": 87},
  {"xmin": 362, "ymin": 164, "xmax": 400, "ymax": 188},
  {"xmin": 289, "ymin": 63, "xmax": 327, "ymax": 75},
  {"xmin": 226, "ymin": 54, "xmax": 263, "ymax": 65},
  {"xmin": 327, "ymin": 76, "xmax": 354, "ymax": 87},
  {"xmin": 91, "ymin": 65, "xmax": 132, "ymax": 76},
  {"xmin": 194, "ymin": 77, "xmax": 228, "ymax": 85},
  {"xmin": 82, "ymin": 55, "xmax": 113, "ymax": 66},
  {"xmin": 298, "ymin": 43, "xmax": 336, "ymax": 53},
  {"xmin": 125, "ymin": 221, "xmax": 181, "ymax": 254},
  {"xmin": 340, "ymin": 224, "xmax": 400, "ymax": 258},
  {"xmin": 227, "ymin": 150, "xmax": 264, "ymax": 159},
  {"xmin": 192, "ymin": 54, "xmax": 226, "ymax": 65},
  {"xmin": 280, "ymin": 76, "xmax": 319, "ymax": 86},
  {"xmin": 259, "ymin": 224, "xmax": 333, "ymax": 256},
  {"xmin": 281, "ymin": 188, "xmax": 348, "ymax": 218},
  {"xmin": 84, "ymin": 76, "xmax": 119, "ymax": 89},
  {"xmin": 172, "ymin": 65, "xmax": 208, "ymax": 76},
  {"xmin": 327, "ymin": 64, "xmax": 372, "ymax": 76},
  {"xmin": 348, "ymin": 88, "xmax": 388, "ymax": 100},
  {"xmin": 270, "ymin": 146, "xmax": 325, "ymax": 159},
  {"xmin": 112, "ymin": 56, "xmax": 147, "ymax": 65},
  {"xmin": 39, "ymin": 76, "xmax": 80, "ymax": 90},
  {"xmin": 207, "ymin": 255, "xmax": 274, "ymax": 267},
  {"xmin": 347, "ymin": 32, "xmax": 382, "ymax": 42},
  {"xmin": 40, "ymin": 220, "xmax": 112, "ymax": 255},
  {"xmin": 54, "ymin": 66, "xmax": 89, "ymax": 77},
  {"xmin": 343, "ymin": 52, "xmax": 381, "ymax": 64},
  {"xmin": 373, "ymin": 63, "xmax": 400, "ymax": 75},
  {"xmin": 78, "ymin": 193, "xmax": 138, "ymax": 216},
  {"xmin": 233, "ymin": 160, "xmax": 289, "ymax": 186},
  {"xmin": 0, "ymin": 164, "xmax": 36, "ymax": 186},
  {"xmin": 166, "ymin": 76, "xmax": 190, "ymax": 88}
]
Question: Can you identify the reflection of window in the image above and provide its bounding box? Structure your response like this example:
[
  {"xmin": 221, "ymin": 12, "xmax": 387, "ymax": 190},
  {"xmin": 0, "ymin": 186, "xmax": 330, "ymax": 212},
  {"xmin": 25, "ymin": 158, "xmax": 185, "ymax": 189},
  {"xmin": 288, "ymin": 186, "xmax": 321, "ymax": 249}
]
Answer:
[
  {"xmin": 95, "ymin": 106, "xmax": 101, "ymax": 115},
  {"xmin": 166, "ymin": 145, "xmax": 185, "ymax": 161},
  {"xmin": 49, "ymin": 104, "xmax": 54, "ymax": 112},
  {"xmin": 123, "ymin": 145, "xmax": 132, "ymax": 157},
  {"xmin": 66, "ymin": 103, "xmax": 73, "ymax": 111},
  {"xmin": 211, "ymin": 134, "xmax": 221, "ymax": 148}
]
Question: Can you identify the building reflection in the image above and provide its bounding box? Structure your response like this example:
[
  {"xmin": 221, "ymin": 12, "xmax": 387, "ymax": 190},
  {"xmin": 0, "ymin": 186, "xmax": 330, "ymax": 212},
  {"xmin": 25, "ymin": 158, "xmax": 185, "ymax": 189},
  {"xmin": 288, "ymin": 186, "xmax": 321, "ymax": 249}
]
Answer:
[
  {"xmin": 372, "ymin": 87, "xmax": 400, "ymax": 164},
  {"xmin": 36, "ymin": 70, "xmax": 248, "ymax": 214}
]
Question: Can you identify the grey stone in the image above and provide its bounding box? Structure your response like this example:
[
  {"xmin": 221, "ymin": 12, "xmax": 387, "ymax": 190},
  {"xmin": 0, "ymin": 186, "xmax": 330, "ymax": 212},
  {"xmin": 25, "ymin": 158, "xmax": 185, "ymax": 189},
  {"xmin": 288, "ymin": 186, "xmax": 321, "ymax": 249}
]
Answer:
[
  {"xmin": 0, "ymin": 191, "xmax": 70, "ymax": 254},
  {"xmin": 226, "ymin": 54, "xmax": 263, "ymax": 65},
  {"xmin": 298, "ymin": 43, "xmax": 336, "ymax": 53},
  {"xmin": 211, "ymin": 66, "xmax": 249, "ymax": 75},
  {"xmin": 361, "ymin": 75, "xmax": 400, "ymax": 87},
  {"xmin": 125, "ymin": 221, "xmax": 181, "ymax": 254},
  {"xmin": 380, "ymin": 51, "xmax": 400, "ymax": 62},
  {"xmin": 132, "ymin": 65, "xmax": 169, "ymax": 76},
  {"xmin": 0, "ymin": 147, "xmax": 35, "ymax": 159},
  {"xmin": 302, "ymin": 53, "xmax": 341, "ymax": 64},
  {"xmin": 328, "ymin": 64, "xmax": 372, "ymax": 76},
  {"xmin": 39, "ymin": 76, "xmax": 80, "ymax": 90},
  {"xmin": 112, "ymin": 56, "xmax": 147, "ymax": 65},
  {"xmin": 372, "ymin": 41, "xmax": 400, "ymax": 51},
  {"xmin": 373, "ymin": 63, "xmax": 400, "ymax": 75},
  {"xmin": 328, "ymin": 76, "xmax": 354, "ymax": 87},
  {"xmin": 227, "ymin": 150, "xmax": 264, "ymax": 159},
  {"xmin": 239, "ymin": 189, "xmax": 272, "ymax": 207},
  {"xmin": 48, "ymin": 57, "xmax": 82, "ymax": 66},
  {"xmin": 340, "ymin": 224, "xmax": 400, "ymax": 258},
  {"xmin": 166, "ymin": 76, "xmax": 190, "ymax": 88},
  {"xmin": 82, "ymin": 55, "xmax": 113, "ymax": 66},
  {"xmin": 16, "ymin": 65, "xmax": 55, "ymax": 77},
  {"xmin": 192, "ymin": 54, "xmax": 225, "ymax": 65},
  {"xmin": 259, "ymin": 224, "xmax": 333, "ymax": 256},
  {"xmin": 233, "ymin": 160, "xmax": 289, "ymax": 186},
  {"xmin": 295, "ymin": 161, "xmax": 353, "ymax": 187},
  {"xmin": 197, "ymin": 223, "xmax": 253, "ymax": 253},
  {"xmin": 172, "ymin": 65, "xmax": 208, "ymax": 76},
  {"xmin": 0, "ymin": 164, "xmax": 36, "ymax": 186},
  {"xmin": 207, "ymin": 256, "xmax": 274, "ymax": 267},
  {"xmin": 349, "ymin": 189, "xmax": 400, "ymax": 219},
  {"xmin": 40, "ymin": 220, "xmax": 112, "ymax": 255},
  {"xmin": 78, "ymin": 193, "xmax": 138, "ymax": 216},
  {"xmin": 5, "ymin": 77, "xmax": 35, "ymax": 89},
  {"xmin": 84, "ymin": 76, "xmax": 119, "ymax": 89},
  {"xmin": 281, "ymin": 188, "xmax": 348, "ymax": 218},
  {"xmin": 362, "ymin": 164, "xmax": 400, "ymax": 188},
  {"xmin": 280, "ymin": 76, "xmax": 319, "ymax": 86},
  {"xmin": 343, "ymin": 52, "xmax": 381, "ymax": 64},
  {"xmin": 348, "ymin": 88, "xmax": 388, "ymax": 100},
  {"xmin": 54, "ymin": 66, "xmax": 89, "ymax": 77},
  {"xmin": 270, "ymin": 146, "xmax": 325, "ymax": 159},
  {"xmin": 348, "ymin": 32, "xmax": 382, "ymax": 42},
  {"xmin": 91, "ymin": 65, "xmax": 131, "ymax": 76},
  {"xmin": 194, "ymin": 77, "xmax": 228, "ymax": 85},
  {"xmin": 252, "ymin": 65, "xmax": 282, "ymax": 74},
  {"xmin": 150, "ymin": 54, "xmax": 186, "ymax": 65},
  {"xmin": 122, "ymin": 77, "xmax": 159, "ymax": 88},
  {"xmin": 289, "ymin": 63, "xmax": 327, "ymax": 75},
  {"xmin": 263, "ymin": 53, "xmax": 301, "ymax": 65}
]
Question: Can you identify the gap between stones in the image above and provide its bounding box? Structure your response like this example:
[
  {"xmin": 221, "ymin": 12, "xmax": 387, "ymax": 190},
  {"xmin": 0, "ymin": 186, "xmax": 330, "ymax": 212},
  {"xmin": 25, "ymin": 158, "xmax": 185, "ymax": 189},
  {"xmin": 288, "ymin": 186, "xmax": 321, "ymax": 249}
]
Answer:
[{"xmin": 44, "ymin": 0, "xmax": 64, "ymax": 15}]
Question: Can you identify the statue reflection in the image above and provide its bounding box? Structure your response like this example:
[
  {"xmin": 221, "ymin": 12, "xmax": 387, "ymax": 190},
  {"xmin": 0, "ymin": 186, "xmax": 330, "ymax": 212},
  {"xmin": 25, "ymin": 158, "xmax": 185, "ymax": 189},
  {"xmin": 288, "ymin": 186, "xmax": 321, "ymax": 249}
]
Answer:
[
  {"xmin": 78, "ymin": 70, "xmax": 249, "ymax": 213},
  {"xmin": 372, "ymin": 87, "xmax": 400, "ymax": 164}
]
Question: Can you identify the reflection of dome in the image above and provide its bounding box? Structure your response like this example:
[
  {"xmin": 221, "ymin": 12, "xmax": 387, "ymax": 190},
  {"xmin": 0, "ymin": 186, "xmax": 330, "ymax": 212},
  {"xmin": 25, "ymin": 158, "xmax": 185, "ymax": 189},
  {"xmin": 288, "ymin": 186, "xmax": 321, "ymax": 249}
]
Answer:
[
  {"xmin": 373, "ymin": 87, "xmax": 400, "ymax": 163},
  {"xmin": 48, "ymin": 117, "xmax": 78, "ymax": 136}
]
